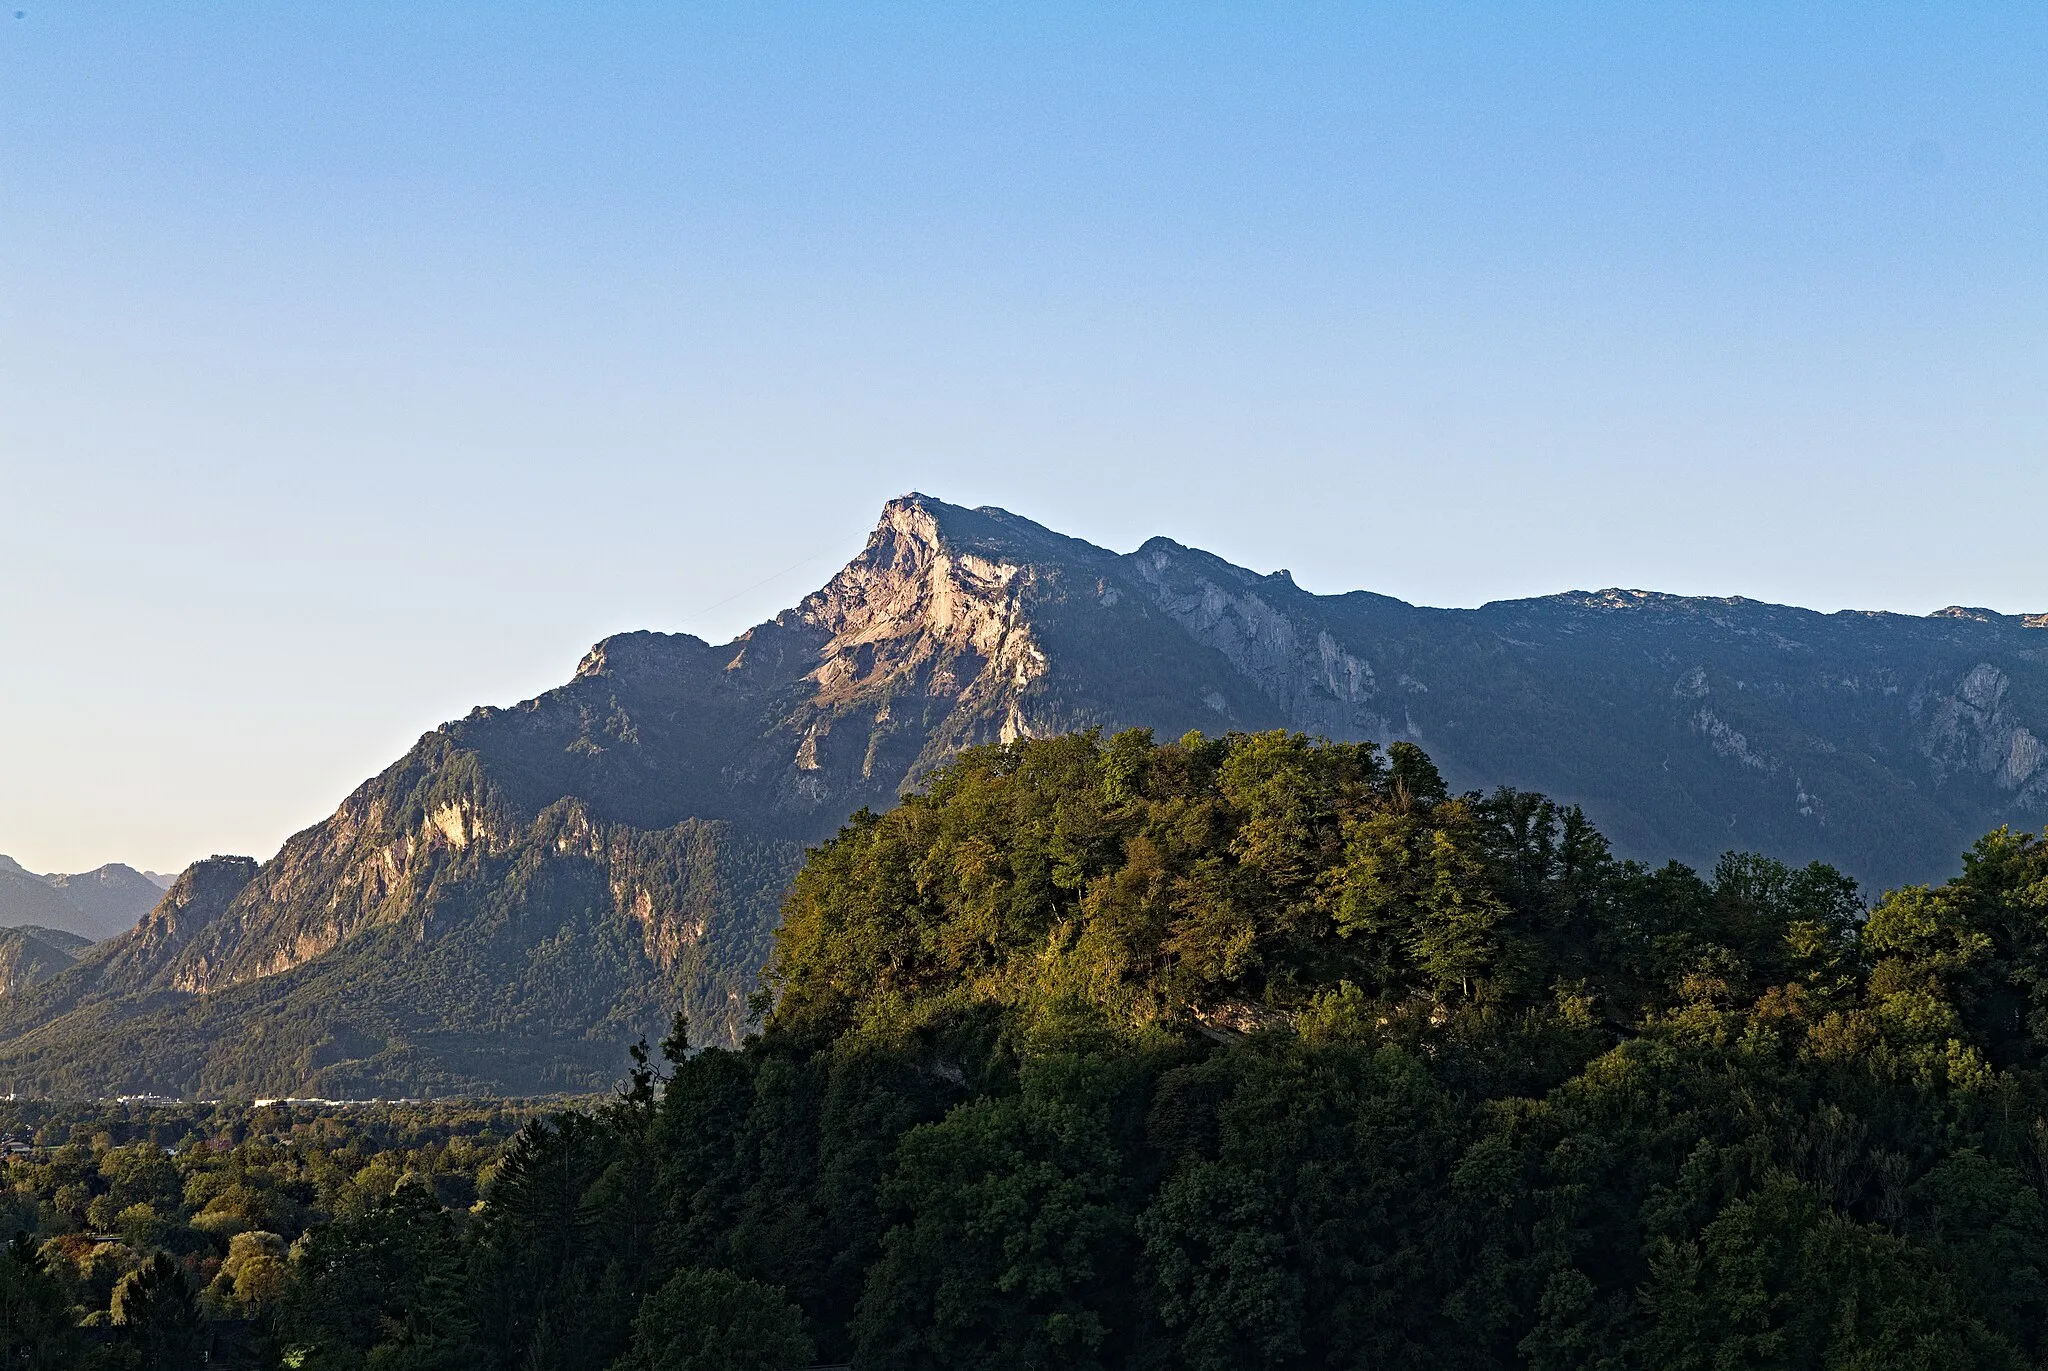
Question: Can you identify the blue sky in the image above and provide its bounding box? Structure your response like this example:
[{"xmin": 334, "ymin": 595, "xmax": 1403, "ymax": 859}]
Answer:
[{"xmin": 2, "ymin": 3, "xmax": 2043, "ymax": 873}]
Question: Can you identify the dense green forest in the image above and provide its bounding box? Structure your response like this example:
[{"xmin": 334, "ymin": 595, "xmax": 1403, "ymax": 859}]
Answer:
[
  {"xmin": 9, "ymin": 728, "xmax": 2048, "ymax": 1368},
  {"xmin": 0, "ymin": 1098, "xmax": 547, "ymax": 1366}
]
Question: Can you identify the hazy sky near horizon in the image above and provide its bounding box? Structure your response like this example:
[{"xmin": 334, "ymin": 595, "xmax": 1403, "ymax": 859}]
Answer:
[{"xmin": 2, "ymin": 3, "xmax": 2044, "ymax": 874}]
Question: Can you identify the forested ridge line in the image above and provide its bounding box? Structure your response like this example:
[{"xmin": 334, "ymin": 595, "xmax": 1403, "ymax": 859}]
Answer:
[{"xmin": 8, "ymin": 727, "xmax": 2048, "ymax": 1369}]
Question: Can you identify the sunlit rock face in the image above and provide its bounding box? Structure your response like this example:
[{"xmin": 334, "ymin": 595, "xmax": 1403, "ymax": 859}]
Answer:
[{"xmin": 3, "ymin": 493, "xmax": 2043, "ymax": 1097}]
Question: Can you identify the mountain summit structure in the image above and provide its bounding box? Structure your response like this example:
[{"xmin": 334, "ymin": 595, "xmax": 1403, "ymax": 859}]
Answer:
[{"xmin": 2, "ymin": 493, "xmax": 2041, "ymax": 1096}]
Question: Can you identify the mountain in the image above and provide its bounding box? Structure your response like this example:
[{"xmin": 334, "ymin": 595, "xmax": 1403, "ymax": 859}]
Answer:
[
  {"xmin": 0, "ymin": 856, "xmax": 176, "ymax": 942},
  {"xmin": 0, "ymin": 863, "xmax": 83, "ymax": 936},
  {"xmin": 44, "ymin": 863, "xmax": 175, "ymax": 939},
  {"xmin": 0, "ymin": 925, "xmax": 93, "ymax": 997},
  {"xmin": 0, "ymin": 493, "xmax": 2041, "ymax": 1097}
]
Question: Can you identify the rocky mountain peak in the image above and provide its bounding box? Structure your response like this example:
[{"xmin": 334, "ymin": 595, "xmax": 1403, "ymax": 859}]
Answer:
[
  {"xmin": 574, "ymin": 630, "xmax": 713, "ymax": 681},
  {"xmin": 788, "ymin": 495, "xmax": 1095, "ymax": 721},
  {"xmin": 1546, "ymin": 589, "xmax": 1760, "ymax": 615},
  {"xmin": 804, "ymin": 496, "xmax": 1021, "ymax": 645},
  {"xmin": 130, "ymin": 856, "xmax": 260, "ymax": 961},
  {"xmin": 1929, "ymin": 606, "xmax": 2048, "ymax": 630}
]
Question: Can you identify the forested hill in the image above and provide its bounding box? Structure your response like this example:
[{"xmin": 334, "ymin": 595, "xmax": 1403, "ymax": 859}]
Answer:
[
  {"xmin": 0, "ymin": 492, "xmax": 2040, "ymax": 1097},
  {"xmin": 249, "ymin": 730, "xmax": 2048, "ymax": 1370}
]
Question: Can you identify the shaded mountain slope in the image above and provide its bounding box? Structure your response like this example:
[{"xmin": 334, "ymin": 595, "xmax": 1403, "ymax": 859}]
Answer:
[
  {"xmin": 0, "ymin": 493, "xmax": 2040, "ymax": 1096},
  {"xmin": 1130, "ymin": 549, "xmax": 2047, "ymax": 884},
  {"xmin": 0, "ymin": 926, "xmax": 92, "ymax": 997}
]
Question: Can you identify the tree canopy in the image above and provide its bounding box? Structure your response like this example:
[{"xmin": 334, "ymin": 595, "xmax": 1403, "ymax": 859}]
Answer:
[
  {"xmin": 15, "ymin": 728, "xmax": 2048, "ymax": 1369},
  {"xmin": 435, "ymin": 729, "xmax": 2048, "ymax": 1369}
]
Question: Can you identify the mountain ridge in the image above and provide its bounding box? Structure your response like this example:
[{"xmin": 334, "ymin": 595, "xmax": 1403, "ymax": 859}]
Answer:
[
  {"xmin": 0, "ymin": 858, "xmax": 169, "ymax": 941},
  {"xmin": 2, "ymin": 492, "xmax": 2042, "ymax": 1096}
]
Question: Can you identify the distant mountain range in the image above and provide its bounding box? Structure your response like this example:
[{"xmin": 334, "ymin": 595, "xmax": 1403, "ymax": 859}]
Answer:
[
  {"xmin": 0, "ymin": 493, "xmax": 2041, "ymax": 1097},
  {"xmin": 0, "ymin": 855, "xmax": 172, "ymax": 942}
]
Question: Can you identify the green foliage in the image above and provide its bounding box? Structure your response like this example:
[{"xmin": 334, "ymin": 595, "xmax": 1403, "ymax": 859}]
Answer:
[
  {"xmin": 0, "ymin": 1096, "xmax": 535, "ymax": 1364},
  {"xmin": 467, "ymin": 1111, "xmax": 635, "ymax": 1371},
  {"xmin": 854, "ymin": 1053, "xmax": 1147, "ymax": 1370},
  {"xmin": 1637, "ymin": 1174, "xmax": 2017, "ymax": 1370},
  {"xmin": 276, "ymin": 1182, "xmax": 475, "ymax": 1371},
  {"xmin": 16, "ymin": 731, "xmax": 2048, "ymax": 1368},
  {"xmin": 1141, "ymin": 1041, "xmax": 1464, "ymax": 1370},
  {"xmin": 610, "ymin": 1267, "xmax": 811, "ymax": 1371},
  {"xmin": 0, "ymin": 1232, "xmax": 81, "ymax": 1369},
  {"xmin": 698, "ymin": 733, "xmax": 2048, "ymax": 1367},
  {"xmin": 110, "ymin": 1252, "xmax": 205, "ymax": 1370}
]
